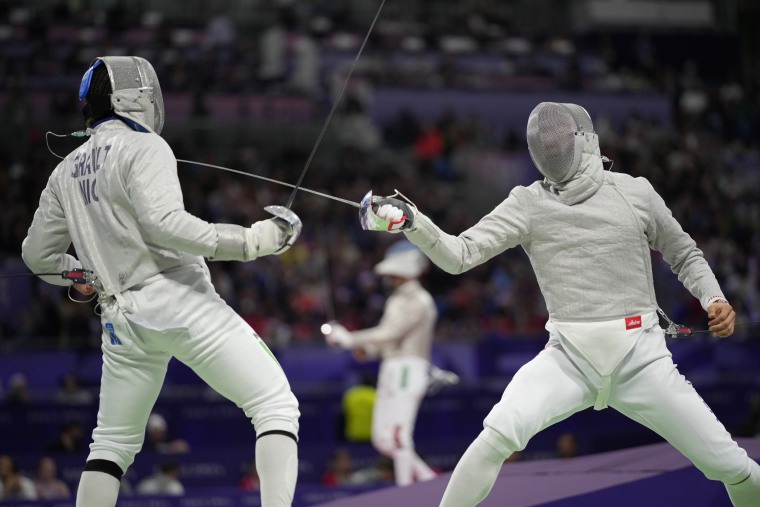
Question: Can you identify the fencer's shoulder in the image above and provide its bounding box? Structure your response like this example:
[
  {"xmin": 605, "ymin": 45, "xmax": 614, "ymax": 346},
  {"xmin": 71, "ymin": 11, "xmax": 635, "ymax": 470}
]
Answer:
[
  {"xmin": 129, "ymin": 131, "xmax": 173, "ymax": 154},
  {"xmin": 606, "ymin": 172, "xmax": 655, "ymax": 192},
  {"xmin": 499, "ymin": 182, "xmax": 544, "ymax": 209},
  {"xmin": 509, "ymin": 182, "xmax": 543, "ymax": 200},
  {"xmin": 103, "ymin": 123, "xmax": 170, "ymax": 154}
]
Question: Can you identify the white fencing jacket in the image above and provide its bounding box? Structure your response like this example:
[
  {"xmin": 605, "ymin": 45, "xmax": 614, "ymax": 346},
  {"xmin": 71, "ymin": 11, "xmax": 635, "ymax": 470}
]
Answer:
[
  {"xmin": 349, "ymin": 279, "xmax": 437, "ymax": 361},
  {"xmin": 22, "ymin": 120, "xmax": 250, "ymax": 296},
  {"xmin": 405, "ymin": 142, "xmax": 725, "ymax": 323}
]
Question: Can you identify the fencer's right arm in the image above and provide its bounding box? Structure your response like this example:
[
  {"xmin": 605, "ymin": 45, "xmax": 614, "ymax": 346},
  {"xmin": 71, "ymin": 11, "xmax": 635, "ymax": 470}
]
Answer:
[
  {"xmin": 22, "ymin": 175, "xmax": 83, "ymax": 286},
  {"xmin": 128, "ymin": 136, "xmax": 297, "ymax": 260},
  {"xmin": 378, "ymin": 190, "xmax": 531, "ymax": 274},
  {"xmin": 213, "ymin": 220, "xmax": 295, "ymax": 261}
]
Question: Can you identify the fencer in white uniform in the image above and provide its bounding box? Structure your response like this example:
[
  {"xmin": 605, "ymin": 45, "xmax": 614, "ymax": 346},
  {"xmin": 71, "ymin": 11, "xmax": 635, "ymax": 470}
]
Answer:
[
  {"xmin": 22, "ymin": 57, "xmax": 300, "ymax": 507},
  {"xmin": 365, "ymin": 102, "xmax": 760, "ymax": 506},
  {"xmin": 323, "ymin": 241, "xmax": 439, "ymax": 486}
]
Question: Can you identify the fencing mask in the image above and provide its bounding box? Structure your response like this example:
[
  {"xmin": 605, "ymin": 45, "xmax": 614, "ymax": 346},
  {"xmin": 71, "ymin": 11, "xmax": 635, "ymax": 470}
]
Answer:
[
  {"xmin": 79, "ymin": 56, "xmax": 165, "ymax": 134},
  {"xmin": 374, "ymin": 240, "xmax": 429, "ymax": 279},
  {"xmin": 526, "ymin": 102, "xmax": 595, "ymax": 183}
]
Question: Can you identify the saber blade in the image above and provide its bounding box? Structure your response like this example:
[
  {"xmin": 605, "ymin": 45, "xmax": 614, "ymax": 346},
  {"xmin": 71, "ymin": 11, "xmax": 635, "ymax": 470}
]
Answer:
[{"xmin": 176, "ymin": 159, "xmax": 360, "ymax": 208}]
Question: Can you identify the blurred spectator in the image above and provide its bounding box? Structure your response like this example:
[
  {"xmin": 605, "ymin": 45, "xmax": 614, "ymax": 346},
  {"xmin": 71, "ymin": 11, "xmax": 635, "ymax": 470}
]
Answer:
[
  {"xmin": 384, "ymin": 109, "xmax": 421, "ymax": 148},
  {"xmin": 45, "ymin": 421, "xmax": 86, "ymax": 454},
  {"xmin": 238, "ymin": 457, "xmax": 259, "ymax": 491},
  {"xmin": 205, "ymin": 11, "xmax": 236, "ymax": 48},
  {"xmin": 322, "ymin": 448, "xmax": 354, "ymax": 487},
  {"xmin": 288, "ymin": 26, "xmax": 320, "ymax": 96},
  {"xmin": 0, "ymin": 0, "xmax": 757, "ymax": 386},
  {"xmin": 341, "ymin": 373, "xmax": 376, "ymax": 443},
  {"xmin": 145, "ymin": 413, "xmax": 191, "ymax": 454},
  {"xmin": 505, "ymin": 451, "xmax": 522, "ymax": 463},
  {"xmin": 335, "ymin": 94, "xmax": 382, "ymax": 152},
  {"xmin": 736, "ymin": 396, "xmax": 760, "ymax": 438},
  {"xmin": 259, "ymin": 7, "xmax": 291, "ymax": 87},
  {"xmin": 0, "ymin": 454, "xmax": 37, "ymax": 500},
  {"xmin": 555, "ymin": 433, "xmax": 579, "ymax": 459},
  {"xmin": 55, "ymin": 373, "xmax": 94, "ymax": 405},
  {"xmin": 414, "ymin": 123, "xmax": 445, "ymax": 165},
  {"xmin": 5, "ymin": 373, "xmax": 30, "ymax": 405},
  {"xmin": 136, "ymin": 461, "xmax": 185, "ymax": 496},
  {"xmin": 347, "ymin": 455, "xmax": 395, "ymax": 486},
  {"xmin": 33, "ymin": 457, "xmax": 71, "ymax": 500}
]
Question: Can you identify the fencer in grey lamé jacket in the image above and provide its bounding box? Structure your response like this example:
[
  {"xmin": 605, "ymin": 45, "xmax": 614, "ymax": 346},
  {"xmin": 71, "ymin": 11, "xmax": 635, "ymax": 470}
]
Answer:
[
  {"xmin": 404, "ymin": 135, "xmax": 725, "ymax": 322},
  {"xmin": 22, "ymin": 120, "xmax": 269, "ymax": 296}
]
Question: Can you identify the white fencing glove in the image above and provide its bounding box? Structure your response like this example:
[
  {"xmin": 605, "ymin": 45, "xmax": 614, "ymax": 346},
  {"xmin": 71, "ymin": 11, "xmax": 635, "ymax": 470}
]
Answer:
[
  {"xmin": 367, "ymin": 197, "xmax": 415, "ymax": 233},
  {"xmin": 245, "ymin": 218, "xmax": 295, "ymax": 258},
  {"xmin": 212, "ymin": 213, "xmax": 301, "ymax": 262},
  {"xmin": 320, "ymin": 321, "xmax": 354, "ymax": 349},
  {"xmin": 427, "ymin": 365, "xmax": 460, "ymax": 395}
]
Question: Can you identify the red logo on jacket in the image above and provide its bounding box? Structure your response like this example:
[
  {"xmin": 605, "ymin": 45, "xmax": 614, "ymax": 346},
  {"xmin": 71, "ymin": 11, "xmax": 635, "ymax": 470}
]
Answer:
[{"xmin": 625, "ymin": 316, "xmax": 642, "ymax": 330}]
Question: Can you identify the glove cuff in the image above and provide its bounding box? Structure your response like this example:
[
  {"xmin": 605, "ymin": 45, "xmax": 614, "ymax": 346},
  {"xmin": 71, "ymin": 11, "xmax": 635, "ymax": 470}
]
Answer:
[
  {"xmin": 211, "ymin": 224, "xmax": 248, "ymax": 261},
  {"xmin": 404, "ymin": 211, "xmax": 438, "ymax": 247}
]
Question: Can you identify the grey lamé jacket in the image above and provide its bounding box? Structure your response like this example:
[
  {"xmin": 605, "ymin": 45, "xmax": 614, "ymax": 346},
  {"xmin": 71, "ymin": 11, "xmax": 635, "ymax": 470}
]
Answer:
[
  {"xmin": 405, "ymin": 140, "xmax": 725, "ymax": 322},
  {"xmin": 22, "ymin": 120, "xmax": 248, "ymax": 296},
  {"xmin": 348, "ymin": 279, "xmax": 437, "ymax": 361}
]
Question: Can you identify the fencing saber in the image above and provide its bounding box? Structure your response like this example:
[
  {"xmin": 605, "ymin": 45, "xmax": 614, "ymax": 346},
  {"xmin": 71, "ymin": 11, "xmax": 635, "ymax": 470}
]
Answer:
[
  {"xmin": 657, "ymin": 308, "xmax": 760, "ymax": 338},
  {"xmin": 181, "ymin": 155, "xmax": 427, "ymax": 233},
  {"xmin": 176, "ymin": 159, "xmax": 362, "ymax": 208},
  {"xmin": 0, "ymin": 269, "xmax": 96, "ymax": 283},
  {"xmin": 177, "ymin": 157, "xmax": 395, "ymax": 231}
]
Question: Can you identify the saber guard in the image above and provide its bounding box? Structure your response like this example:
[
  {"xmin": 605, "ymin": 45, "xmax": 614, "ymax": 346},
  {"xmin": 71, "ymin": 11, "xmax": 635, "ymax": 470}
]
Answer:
[
  {"xmin": 264, "ymin": 205, "xmax": 303, "ymax": 254},
  {"xmin": 359, "ymin": 190, "xmax": 408, "ymax": 233}
]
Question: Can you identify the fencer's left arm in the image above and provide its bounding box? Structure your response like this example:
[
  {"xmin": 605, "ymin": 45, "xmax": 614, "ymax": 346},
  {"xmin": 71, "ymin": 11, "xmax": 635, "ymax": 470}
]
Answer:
[
  {"xmin": 404, "ymin": 190, "xmax": 530, "ymax": 275},
  {"xmin": 645, "ymin": 179, "xmax": 726, "ymax": 310},
  {"xmin": 22, "ymin": 177, "xmax": 82, "ymax": 286}
]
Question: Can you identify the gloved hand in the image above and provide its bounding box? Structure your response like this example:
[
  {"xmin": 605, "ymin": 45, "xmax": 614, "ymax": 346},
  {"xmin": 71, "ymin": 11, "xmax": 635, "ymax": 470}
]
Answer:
[
  {"xmin": 264, "ymin": 205, "xmax": 302, "ymax": 255},
  {"xmin": 427, "ymin": 365, "xmax": 460, "ymax": 395},
  {"xmin": 321, "ymin": 321, "xmax": 354, "ymax": 349},
  {"xmin": 245, "ymin": 217, "xmax": 299, "ymax": 258},
  {"xmin": 372, "ymin": 197, "xmax": 415, "ymax": 232}
]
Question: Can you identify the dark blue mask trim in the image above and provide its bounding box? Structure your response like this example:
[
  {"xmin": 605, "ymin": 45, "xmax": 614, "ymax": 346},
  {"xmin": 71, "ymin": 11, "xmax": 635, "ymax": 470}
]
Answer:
[{"xmin": 79, "ymin": 59, "xmax": 104, "ymax": 101}]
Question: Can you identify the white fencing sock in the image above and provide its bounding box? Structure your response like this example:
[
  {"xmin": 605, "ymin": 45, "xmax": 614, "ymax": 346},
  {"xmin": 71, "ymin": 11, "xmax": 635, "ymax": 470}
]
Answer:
[
  {"xmin": 439, "ymin": 430, "xmax": 511, "ymax": 507},
  {"xmin": 76, "ymin": 471, "xmax": 120, "ymax": 507},
  {"xmin": 256, "ymin": 431, "xmax": 298, "ymax": 506},
  {"xmin": 725, "ymin": 460, "xmax": 760, "ymax": 507}
]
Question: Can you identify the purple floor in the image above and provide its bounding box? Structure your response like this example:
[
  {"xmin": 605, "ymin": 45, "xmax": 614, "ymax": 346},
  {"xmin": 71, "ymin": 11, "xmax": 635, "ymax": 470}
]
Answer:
[{"xmin": 316, "ymin": 438, "xmax": 760, "ymax": 507}]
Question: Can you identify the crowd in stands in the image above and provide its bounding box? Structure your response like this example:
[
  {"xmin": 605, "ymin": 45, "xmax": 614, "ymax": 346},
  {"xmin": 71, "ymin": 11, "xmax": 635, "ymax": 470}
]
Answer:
[
  {"xmin": 0, "ymin": 2, "xmax": 758, "ymax": 353},
  {"xmin": 1, "ymin": 2, "xmax": 759, "ymax": 502}
]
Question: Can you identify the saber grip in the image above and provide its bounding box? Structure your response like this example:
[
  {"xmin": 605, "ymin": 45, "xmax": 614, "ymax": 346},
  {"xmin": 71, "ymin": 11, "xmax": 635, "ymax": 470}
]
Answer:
[{"xmin": 61, "ymin": 268, "xmax": 96, "ymax": 284}]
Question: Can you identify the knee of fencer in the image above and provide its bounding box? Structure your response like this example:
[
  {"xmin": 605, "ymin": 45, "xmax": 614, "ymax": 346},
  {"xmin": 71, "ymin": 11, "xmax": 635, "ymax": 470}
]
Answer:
[
  {"xmin": 248, "ymin": 396, "xmax": 300, "ymax": 438},
  {"xmin": 480, "ymin": 426, "xmax": 522, "ymax": 459},
  {"xmin": 484, "ymin": 406, "xmax": 539, "ymax": 452}
]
